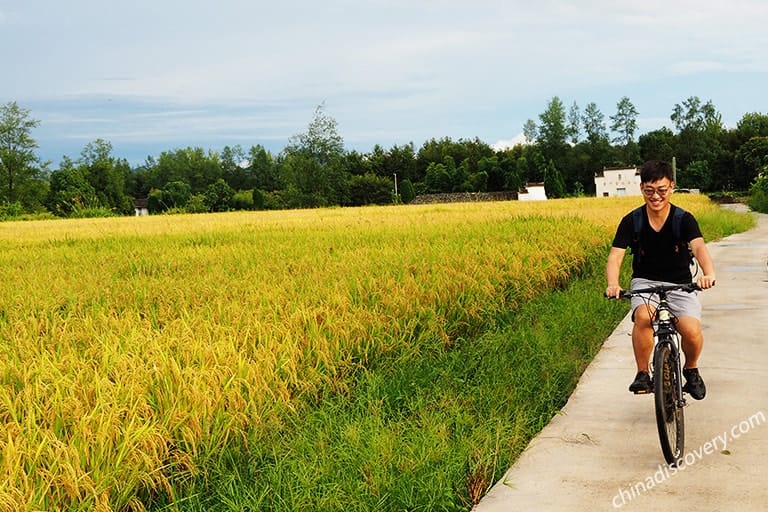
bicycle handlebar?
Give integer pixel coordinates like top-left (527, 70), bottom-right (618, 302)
top-left (605, 282), bottom-right (705, 300)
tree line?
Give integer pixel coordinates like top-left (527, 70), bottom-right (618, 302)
top-left (2, 98), bottom-right (768, 218)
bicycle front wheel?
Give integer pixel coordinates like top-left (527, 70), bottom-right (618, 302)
top-left (654, 342), bottom-right (684, 466)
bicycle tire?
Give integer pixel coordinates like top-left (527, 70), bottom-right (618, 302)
top-left (653, 341), bottom-right (685, 465)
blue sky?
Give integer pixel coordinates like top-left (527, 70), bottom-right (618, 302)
top-left (2, 0), bottom-right (767, 166)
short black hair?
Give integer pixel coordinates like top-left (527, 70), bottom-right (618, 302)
top-left (639, 160), bottom-right (674, 184)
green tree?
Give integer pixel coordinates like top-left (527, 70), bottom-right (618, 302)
top-left (610, 96), bottom-right (640, 165)
top-left (163, 180), bottom-right (192, 210)
top-left (671, 96), bottom-right (721, 133)
top-left (478, 156), bottom-right (504, 191)
top-left (733, 112), bottom-right (768, 145)
top-left (424, 162), bottom-right (452, 193)
top-left (285, 103), bottom-right (344, 167)
top-left (515, 156), bottom-right (530, 186)
top-left (734, 137), bottom-right (768, 190)
top-left (522, 119), bottom-right (538, 145)
top-left (416, 137), bottom-right (493, 181)
top-left (677, 160), bottom-right (711, 190)
top-left (231, 190), bottom-right (254, 210)
top-left (78, 139), bottom-right (131, 213)
top-left (46, 157), bottom-right (98, 216)
top-left (249, 145), bottom-right (280, 192)
top-left (344, 149), bottom-right (372, 177)
top-left (567, 101), bottom-right (582, 144)
top-left (221, 145), bottom-right (248, 190)
top-left (639, 128), bottom-right (675, 163)
top-left (283, 103), bottom-right (347, 207)
top-left (399, 178), bottom-right (416, 203)
top-left (543, 159), bottom-right (566, 198)
top-left (0, 102), bottom-right (44, 205)
top-left (150, 147), bottom-right (221, 195)
top-left (204, 178), bottom-right (235, 212)
top-left (367, 143), bottom-right (418, 183)
top-left (582, 102), bottom-right (608, 144)
top-left (346, 173), bottom-right (393, 206)
top-left (670, 96), bottom-right (724, 171)
top-left (578, 102), bottom-right (615, 191)
top-left (538, 96), bottom-right (568, 164)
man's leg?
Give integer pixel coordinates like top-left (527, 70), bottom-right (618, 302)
top-left (675, 316), bottom-right (703, 369)
top-left (632, 306), bottom-right (654, 372)
top-left (629, 306), bottom-right (655, 393)
top-left (675, 316), bottom-right (706, 399)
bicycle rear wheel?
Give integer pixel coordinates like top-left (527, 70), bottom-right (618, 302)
top-left (653, 342), bottom-right (684, 465)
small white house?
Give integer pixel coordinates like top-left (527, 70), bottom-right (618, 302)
top-left (518, 182), bottom-right (547, 201)
top-left (594, 167), bottom-right (642, 197)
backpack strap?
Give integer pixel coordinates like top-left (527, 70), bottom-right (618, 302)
top-left (671, 206), bottom-right (695, 264)
top-left (631, 206), bottom-right (644, 261)
top-left (671, 205), bottom-right (685, 242)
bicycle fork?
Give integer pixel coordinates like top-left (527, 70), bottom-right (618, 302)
top-left (666, 335), bottom-right (687, 408)
top-left (655, 305), bottom-right (687, 408)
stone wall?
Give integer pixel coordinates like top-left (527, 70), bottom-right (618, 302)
top-left (408, 191), bottom-right (518, 205)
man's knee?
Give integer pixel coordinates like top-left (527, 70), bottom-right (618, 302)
top-left (676, 317), bottom-right (704, 346)
top-left (632, 305), bottom-right (654, 322)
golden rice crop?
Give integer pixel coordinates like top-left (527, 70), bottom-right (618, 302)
top-left (0, 195), bottom-right (715, 510)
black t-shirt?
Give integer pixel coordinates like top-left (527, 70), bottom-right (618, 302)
top-left (612, 204), bottom-right (703, 283)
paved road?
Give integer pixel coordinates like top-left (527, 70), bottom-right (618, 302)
top-left (473, 208), bottom-right (768, 512)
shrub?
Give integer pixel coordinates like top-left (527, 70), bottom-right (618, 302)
top-left (747, 168), bottom-right (768, 213)
top-left (0, 201), bottom-right (22, 220)
top-left (231, 190), bottom-right (254, 210)
top-left (185, 194), bottom-right (209, 213)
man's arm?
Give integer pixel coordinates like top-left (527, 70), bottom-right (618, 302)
top-left (689, 237), bottom-right (716, 289)
top-left (605, 246), bottom-right (626, 298)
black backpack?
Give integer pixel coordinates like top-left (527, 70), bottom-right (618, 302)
top-left (630, 205), bottom-right (695, 268)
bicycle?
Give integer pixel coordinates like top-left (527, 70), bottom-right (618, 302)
top-left (609, 282), bottom-right (703, 466)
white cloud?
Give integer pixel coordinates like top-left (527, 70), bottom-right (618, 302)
top-left (492, 133), bottom-right (528, 152)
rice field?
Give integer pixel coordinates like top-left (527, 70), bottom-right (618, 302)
top-left (0, 195), bottom-right (749, 511)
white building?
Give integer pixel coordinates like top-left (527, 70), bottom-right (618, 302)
top-left (518, 182), bottom-right (547, 201)
top-left (594, 167), bottom-right (641, 197)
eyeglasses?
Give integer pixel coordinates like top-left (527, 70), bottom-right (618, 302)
top-left (642, 186), bottom-right (671, 198)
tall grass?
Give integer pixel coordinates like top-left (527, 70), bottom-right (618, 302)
top-left (0, 196), bottom-right (754, 511)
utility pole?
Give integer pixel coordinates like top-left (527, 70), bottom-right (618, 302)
top-left (393, 173), bottom-right (398, 196)
top-left (672, 157), bottom-right (677, 183)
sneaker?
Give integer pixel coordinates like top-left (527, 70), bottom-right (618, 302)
top-left (629, 371), bottom-right (653, 394)
top-left (683, 367), bottom-right (706, 400)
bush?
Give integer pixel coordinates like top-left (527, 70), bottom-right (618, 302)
top-left (400, 179), bottom-right (416, 204)
top-left (231, 190), bottom-right (254, 210)
top-left (185, 194), bottom-right (209, 213)
top-left (747, 169), bottom-right (768, 213)
top-left (252, 189), bottom-right (266, 210)
top-left (0, 201), bottom-right (23, 220)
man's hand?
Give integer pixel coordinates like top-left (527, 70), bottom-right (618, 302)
top-left (605, 284), bottom-right (623, 298)
top-left (697, 274), bottom-right (716, 289)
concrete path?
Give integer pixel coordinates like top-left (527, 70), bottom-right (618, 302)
top-left (473, 208), bottom-right (768, 512)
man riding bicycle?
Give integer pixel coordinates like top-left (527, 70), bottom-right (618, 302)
top-left (605, 160), bottom-right (716, 399)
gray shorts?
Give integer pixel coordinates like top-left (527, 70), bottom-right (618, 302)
top-left (630, 278), bottom-right (702, 321)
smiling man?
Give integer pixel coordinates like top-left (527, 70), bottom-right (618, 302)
top-left (605, 160), bottom-right (717, 399)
